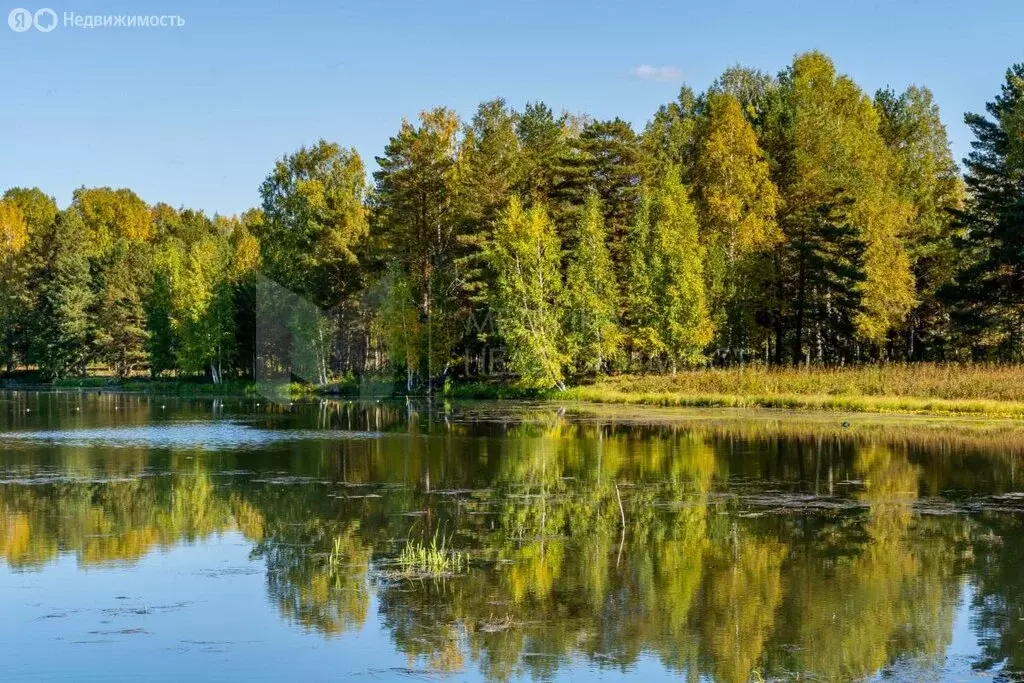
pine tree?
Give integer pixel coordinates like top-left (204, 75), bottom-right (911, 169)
top-left (563, 194), bottom-right (621, 374)
top-left (949, 65), bottom-right (1024, 357)
top-left (145, 259), bottom-right (178, 377)
top-left (774, 52), bottom-right (915, 359)
top-left (486, 197), bottom-right (566, 389)
top-left (786, 195), bottom-right (865, 364)
top-left (515, 102), bottom-right (568, 205)
top-left (373, 109), bottom-right (464, 391)
top-left (554, 118), bottom-right (645, 263)
top-left (457, 100), bottom-right (524, 371)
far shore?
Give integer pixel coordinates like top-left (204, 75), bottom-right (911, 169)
top-left (4, 363), bottom-right (1024, 419)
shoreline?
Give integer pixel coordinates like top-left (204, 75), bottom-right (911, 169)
top-left (5, 371), bottom-right (1024, 419)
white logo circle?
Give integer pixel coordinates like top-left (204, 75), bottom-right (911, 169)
top-left (33, 7), bottom-right (57, 32)
top-left (8, 7), bottom-right (32, 32)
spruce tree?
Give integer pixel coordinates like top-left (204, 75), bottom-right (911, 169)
top-left (30, 210), bottom-right (93, 380)
top-left (93, 242), bottom-right (151, 378)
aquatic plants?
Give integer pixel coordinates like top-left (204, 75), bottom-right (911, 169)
top-left (397, 529), bottom-right (467, 577)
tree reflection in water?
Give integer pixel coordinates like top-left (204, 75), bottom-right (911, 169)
top-left (1, 397), bottom-right (1023, 681)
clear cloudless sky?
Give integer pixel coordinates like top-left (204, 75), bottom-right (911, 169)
top-left (1, 0), bottom-right (1022, 216)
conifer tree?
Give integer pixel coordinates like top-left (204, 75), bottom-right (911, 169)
top-left (775, 52), bottom-right (915, 359)
top-left (950, 65), bottom-right (1024, 357)
top-left (93, 242), bottom-right (151, 378)
top-left (554, 118), bottom-right (644, 262)
top-left (373, 109), bottom-right (464, 390)
top-left (457, 100), bottom-right (524, 371)
top-left (29, 210), bottom-right (93, 380)
top-left (145, 250), bottom-right (178, 378)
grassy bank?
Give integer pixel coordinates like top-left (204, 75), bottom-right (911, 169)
top-left (555, 364), bottom-right (1024, 417)
top-left (25, 363), bottom-right (1024, 417)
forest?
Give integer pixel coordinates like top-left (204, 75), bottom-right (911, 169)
top-left (1, 51), bottom-right (1022, 391)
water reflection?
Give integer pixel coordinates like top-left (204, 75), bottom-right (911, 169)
top-left (1, 391), bottom-right (1023, 681)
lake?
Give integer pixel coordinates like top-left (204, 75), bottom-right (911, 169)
top-left (1, 390), bottom-right (1023, 682)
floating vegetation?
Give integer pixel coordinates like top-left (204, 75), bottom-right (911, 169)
top-left (397, 529), bottom-right (467, 577)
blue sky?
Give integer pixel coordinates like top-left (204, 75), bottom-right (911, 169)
top-left (1, 0), bottom-right (1022, 216)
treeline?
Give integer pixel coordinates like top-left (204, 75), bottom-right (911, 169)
top-left (1, 51), bottom-right (1022, 388)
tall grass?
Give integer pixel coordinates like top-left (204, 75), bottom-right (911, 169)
top-left (397, 529), bottom-right (467, 577)
top-left (592, 363), bottom-right (1024, 401)
top-left (561, 363), bottom-right (1024, 417)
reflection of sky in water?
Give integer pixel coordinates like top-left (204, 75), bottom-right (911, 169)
top-left (0, 533), bottom-right (727, 682)
top-left (3, 393), bottom-right (1024, 682)
top-left (0, 534), bottom-right (997, 683)
top-left (0, 422), bottom-right (381, 450)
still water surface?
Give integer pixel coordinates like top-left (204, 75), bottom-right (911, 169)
top-left (2, 391), bottom-right (1023, 681)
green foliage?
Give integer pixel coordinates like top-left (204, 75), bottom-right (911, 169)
top-left (397, 529), bottom-right (467, 577)
top-left (29, 209), bottom-right (93, 380)
top-left (3, 52), bottom-right (1023, 384)
top-left (949, 64), bottom-right (1024, 358)
top-left (563, 194), bottom-right (622, 374)
top-left (256, 140), bottom-right (368, 309)
top-left (651, 172), bottom-right (715, 369)
top-left (623, 194), bottom-right (663, 364)
top-left (71, 187), bottom-right (151, 256)
top-left (373, 109), bottom-right (465, 390)
top-left (640, 86), bottom-right (700, 178)
top-left (554, 118), bottom-right (645, 262)
top-left (487, 197), bottom-right (567, 390)
top-left (145, 264), bottom-right (177, 377)
top-left (376, 263), bottom-right (423, 390)
top-left (93, 242), bottom-right (151, 378)
top-left (875, 85), bottom-right (965, 357)
top-left (172, 234), bottom-right (236, 382)
top-left (0, 188), bottom-right (57, 372)
top-left (781, 52), bottom-right (916, 348)
top-left (693, 91), bottom-right (780, 356)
